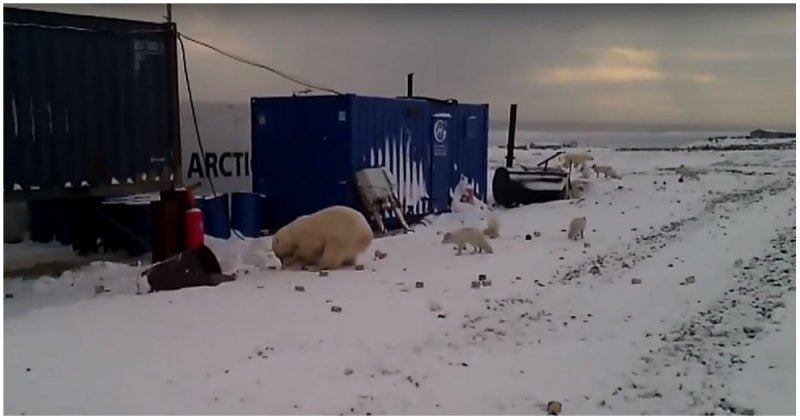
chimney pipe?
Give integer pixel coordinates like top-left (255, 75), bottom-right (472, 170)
top-left (505, 104), bottom-right (518, 168)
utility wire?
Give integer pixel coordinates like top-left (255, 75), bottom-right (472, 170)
top-left (177, 35), bottom-right (218, 199)
top-left (177, 34), bottom-right (248, 240)
top-left (177, 31), bottom-right (342, 95)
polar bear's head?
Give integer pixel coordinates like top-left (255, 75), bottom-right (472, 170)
top-left (271, 228), bottom-right (295, 260)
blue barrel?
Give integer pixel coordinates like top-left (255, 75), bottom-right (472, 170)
top-left (197, 194), bottom-right (230, 239)
top-left (231, 192), bottom-right (265, 237)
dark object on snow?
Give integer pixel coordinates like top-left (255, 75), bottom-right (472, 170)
top-left (355, 264), bottom-right (365, 271)
top-left (631, 278), bottom-right (643, 285)
top-left (5, 293), bottom-right (13, 299)
top-left (94, 285), bottom-right (106, 294)
top-left (295, 285), bottom-right (305, 292)
top-left (374, 250), bottom-right (388, 260)
top-left (319, 271), bottom-right (329, 277)
top-left (478, 274), bottom-right (487, 281)
top-left (471, 281), bottom-right (481, 289)
top-left (481, 280), bottom-right (492, 287)
top-left (331, 305), bottom-right (342, 313)
top-left (415, 282), bottom-right (424, 288)
top-left (547, 401), bottom-right (562, 415)
top-left (492, 165), bottom-right (569, 208)
top-left (525, 234), bottom-right (532, 241)
top-left (142, 245), bottom-right (235, 292)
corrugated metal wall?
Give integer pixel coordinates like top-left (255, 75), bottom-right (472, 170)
top-left (450, 104), bottom-right (489, 200)
top-left (251, 95), bottom-right (355, 228)
top-left (350, 97), bottom-right (431, 217)
top-left (251, 95), bottom-right (488, 230)
top-left (4, 8), bottom-right (181, 200)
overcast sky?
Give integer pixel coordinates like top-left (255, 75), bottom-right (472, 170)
top-left (12, 3), bottom-right (796, 131)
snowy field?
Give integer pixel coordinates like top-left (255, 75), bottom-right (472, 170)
top-left (4, 140), bottom-right (796, 415)
top-left (488, 129), bottom-right (741, 148)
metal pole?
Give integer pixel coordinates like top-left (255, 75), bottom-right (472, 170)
top-left (407, 73), bottom-right (414, 97)
top-left (165, 11), bottom-right (181, 190)
top-left (505, 104), bottom-right (517, 168)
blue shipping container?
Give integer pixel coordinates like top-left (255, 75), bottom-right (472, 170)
top-left (251, 94), bottom-right (488, 230)
top-left (4, 7), bottom-right (181, 201)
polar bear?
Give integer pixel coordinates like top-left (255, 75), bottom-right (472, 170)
top-left (559, 152), bottom-right (594, 169)
top-left (272, 206), bottom-right (373, 271)
top-left (579, 163), bottom-right (594, 179)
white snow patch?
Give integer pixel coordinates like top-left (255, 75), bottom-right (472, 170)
top-left (3, 140), bottom-right (795, 415)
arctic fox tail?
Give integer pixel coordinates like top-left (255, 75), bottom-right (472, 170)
top-left (483, 214), bottom-right (500, 239)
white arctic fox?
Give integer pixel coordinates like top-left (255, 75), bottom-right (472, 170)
top-left (676, 164), bottom-right (701, 180)
top-left (591, 164), bottom-right (622, 179)
top-left (567, 216), bottom-right (587, 240)
top-left (482, 214), bottom-right (500, 239)
top-left (442, 228), bottom-right (494, 255)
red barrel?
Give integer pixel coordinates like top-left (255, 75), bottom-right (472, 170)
top-left (184, 208), bottom-right (204, 249)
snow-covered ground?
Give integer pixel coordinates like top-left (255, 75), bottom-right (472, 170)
top-left (4, 142), bottom-right (796, 415)
top-left (488, 129), bottom-right (742, 148)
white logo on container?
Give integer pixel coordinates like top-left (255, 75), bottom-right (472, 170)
top-left (434, 120), bottom-right (447, 143)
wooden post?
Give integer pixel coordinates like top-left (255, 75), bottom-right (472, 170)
top-left (166, 4), bottom-right (172, 22)
top-left (407, 73), bottom-right (414, 97)
top-left (505, 104), bottom-right (517, 168)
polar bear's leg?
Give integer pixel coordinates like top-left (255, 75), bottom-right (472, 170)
top-left (318, 240), bottom-right (347, 270)
top-left (280, 255), bottom-right (302, 270)
top-left (295, 236), bottom-right (325, 265)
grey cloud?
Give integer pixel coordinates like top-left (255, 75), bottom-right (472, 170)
top-left (11, 3), bottom-right (795, 131)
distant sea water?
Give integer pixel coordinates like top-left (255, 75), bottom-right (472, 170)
top-left (489, 130), bottom-right (742, 149)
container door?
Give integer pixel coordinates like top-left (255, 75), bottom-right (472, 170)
top-left (430, 113), bottom-right (451, 213)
